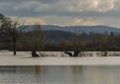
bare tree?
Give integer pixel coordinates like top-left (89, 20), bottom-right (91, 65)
top-left (72, 31), bottom-right (82, 57)
top-left (65, 30), bottom-right (82, 57)
top-left (0, 14), bottom-right (25, 55)
top-left (31, 22), bottom-right (46, 57)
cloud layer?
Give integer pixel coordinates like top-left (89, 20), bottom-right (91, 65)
top-left (1, 0), bottom-right (118, 16)
top-left (0, 0), bottom-right (120, 27)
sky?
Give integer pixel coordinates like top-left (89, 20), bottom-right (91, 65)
top-left (0, 0), bottom-right (120, 28)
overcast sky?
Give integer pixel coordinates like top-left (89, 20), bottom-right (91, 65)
top-left (0, 0), bottom-right (120, 27)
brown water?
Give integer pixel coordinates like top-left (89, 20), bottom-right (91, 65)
top-left (0, 66), bottom-right (120, 84)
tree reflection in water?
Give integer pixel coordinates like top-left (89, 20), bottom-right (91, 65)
top-left (0, 66), bottom-right (119, 84)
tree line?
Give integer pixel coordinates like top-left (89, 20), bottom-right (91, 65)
top-left (1, 13), bottom-right (120, 56)
top-left (16, 29), bottom-right (120, 54)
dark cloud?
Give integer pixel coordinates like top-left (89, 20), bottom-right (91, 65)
top-left (39, 0), bottom-right (60, 4)
top-left (0, 0), bottom-right (59, 4)
top-left (0, 0), bottom-right (23, 3)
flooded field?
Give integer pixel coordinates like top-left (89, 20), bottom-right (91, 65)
top-left (0, 52), bottom-right (120, 83)
top-left (0, 66), bottom-right (120, 84)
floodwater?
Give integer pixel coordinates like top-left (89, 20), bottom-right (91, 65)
top-left (0, 66), bottom-right (120, 84)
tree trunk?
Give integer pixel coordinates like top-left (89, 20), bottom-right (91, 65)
top-left (13, 38), bottom-right (16, 56)
top-left (32, 50), bottom-right (39, 57)
top-left (73, 50), bottom-right (80, 57)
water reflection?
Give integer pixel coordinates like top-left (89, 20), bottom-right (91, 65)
top-left (0, 66), bottom-right (120, 84)
top-left (82, 66), bottom-right (120, 84)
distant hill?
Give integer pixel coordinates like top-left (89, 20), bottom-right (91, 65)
top-left (20, 25), bottom-right (120, 42)
top-left (45, 30), bottom-right (73, 42)
top-left (22, 25), bottom-right (120, 33)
